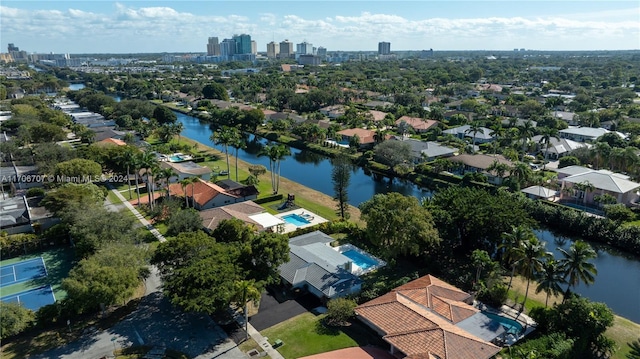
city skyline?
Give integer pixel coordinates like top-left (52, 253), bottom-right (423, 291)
top-left (1, 1), bottom-right (639, 54)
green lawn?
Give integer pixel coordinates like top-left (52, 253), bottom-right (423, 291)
top-left (0, 247), bottom-right (75, 301)
top-left (260, 312), bottom-right (382, 359)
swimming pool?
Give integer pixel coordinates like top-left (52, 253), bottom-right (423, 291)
top-left (483, 312), bottom-right (524, 335)
top-left (342, 250), bottom-right (379, 270)
top-left (281, 214), bottom-right (311, 227)
top-left (169, 155), bottom-right (183, 162)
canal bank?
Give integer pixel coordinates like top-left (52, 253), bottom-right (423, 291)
top-left (174, 110), bottom-right (640, 324)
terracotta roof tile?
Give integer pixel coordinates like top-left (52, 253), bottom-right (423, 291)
top-left (169, 178), bottom-right (236, 207)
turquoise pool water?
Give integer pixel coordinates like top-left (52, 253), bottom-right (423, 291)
top-left (483, 312), bottom-right (523, 335)
top-left (169, 155), bottom-right (183, 162)
top-left (342, 249), bottom-right (379, 270)
top-left (282, 214), bottom-right (310, 227)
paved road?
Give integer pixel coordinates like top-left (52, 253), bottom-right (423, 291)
top-left (31, 188), bottom-right (246, 359)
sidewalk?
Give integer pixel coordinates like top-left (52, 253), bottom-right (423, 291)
top-left (107, 184), bottom-right (166, 243)
top-left (239, 318), bottom-right (284, 359)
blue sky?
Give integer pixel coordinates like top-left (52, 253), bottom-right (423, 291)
top-left (1, 1), bottom-right (639, 54)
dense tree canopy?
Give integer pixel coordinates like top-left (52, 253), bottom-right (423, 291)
top-left (0, 302), bottom-right (35, 339)
top-left (53, 158), bottom-right (102, 181)
top-left (359, 193), bottom-right (440, 258)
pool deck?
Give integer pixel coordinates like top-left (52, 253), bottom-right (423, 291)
top-left (276, 208), bottom-right (328, 234)
top-left (474, 300), bottom-right (537, 345)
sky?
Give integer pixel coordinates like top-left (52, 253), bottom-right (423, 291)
top-left (1, 1), bottom-right (639, 54)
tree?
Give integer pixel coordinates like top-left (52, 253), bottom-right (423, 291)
top-left (514, 236), bottom-right (548, 310)
top-left (240, 108), bottom-right (265, 132)
top-left (229, 128), bottom-right (244, 182)
top-left (538, 127), bottom-right (560, 167)
top-left (471, 249), bottom-right (492, 287)
top-left (508, 162), bottom-right (533, 190)
top-left (233, 279), bottom-right (261, 340)
top-left (53, 158), bottom-right (102, 181)
top-left (536, 258), bottom-right (566, 307)
top-left (465, 121), bottom-right (484, 153)
top-left (211, 126), bottom-right (237, 180)
top-left (179, 177), bottom-right (195, 208)
top-left (500, 226), bottom-right (534, 293)
top-left (29, 123), bottom-right (66, 143)
top-left (0, 302), bottom-right (35, 339)
top-left (517, 120), bottom-right (536, 160)
top-left (63, 204), bottom-right (136, 258)
top-left (248, 164), bottom-right (267, 183)
top-left (558, 240), bottom-right (598, 300)
top-left (139, 150), bottom-right (158, 209)
top-left (153, 105), bottom-right (177, 124)
top-left (152, 231), bottom-right (240, 315)
top-left (41, 182), bottom-right (106, 215)
top-left (202, 83), bottom-right (229, 100)
top-left (166, 208), bottom-right (203, 236)
top-left (359, 193), bottom-right (440, 258)
top-left (558, 156), bottom-right (580, 168)
top-left (116, 146), bottom-right (138, 200)
top-left (628, 338), bottom-right (640, 359)
top-left (332, 155), bottom-right (351, 219)
top-left (63, 243), bottom-right (149, 314)
top-left (258, 144), bottom-right (290, 194)
top-left (373, 140), bottom-right (412, 168)
top-left (326, 298), bottom-right (357, 326)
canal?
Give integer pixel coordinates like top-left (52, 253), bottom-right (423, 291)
top-left (176, 110), bottom-right (640, 323)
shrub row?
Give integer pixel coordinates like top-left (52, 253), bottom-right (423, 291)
top-left (254, 194), bottom-right (284, 204)
top-left (285, 219), bottom-right (358, 238)
top-left (524, 199), bottom-right (640, 256)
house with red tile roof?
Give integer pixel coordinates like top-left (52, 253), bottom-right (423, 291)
top-left (337, 128), bottom-right (376, 148)
top-left (98, 138), bottom-right (127, 146)
top-left (168, 178), bottom-right (257, 210)
top-left (355, 275), bottom-right (503, 359)
top-left (368, 110), bottom-right (388, 123)
top-left (395, 116), bottom-right (438, 133)
top-left (199, 200), bottom-right (284, 233)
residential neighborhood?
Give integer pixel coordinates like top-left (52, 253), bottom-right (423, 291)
top-left (2, 7), bottom-right (640, 359)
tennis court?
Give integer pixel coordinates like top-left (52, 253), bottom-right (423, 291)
top-left (1, 285), bottom-right (56, 311)
top-left (0, 257), bottom-right (47, 287)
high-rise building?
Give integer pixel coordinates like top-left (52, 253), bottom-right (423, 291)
top-left (233, 34), bottom-right (252, 54)
top-left (378, 41), bottom-right (391, 55)
top-left (251, 40), bottom-right (257, 55)
top-left (296, 41), bottom-right (313, 56)
top-left (207, 37), bottom-right (220, 56)
top-left (279, 39), bottom-right (294, 58)
top-left (8, 43), bottom-right (19, 52)
top-left (316, 47), bottom-right (327, 58)
top-left (266, 41), bottom-right (280, 58)
top-left (220, 38), bottom-right (237, 58)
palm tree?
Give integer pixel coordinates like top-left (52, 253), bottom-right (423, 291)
top-left (517, 120), bottom-right (535, 160)
top-left (132, 152), bottom-right (145, 205)
top-left (233, 280), bottom-right (261, 341)
top-left (558, 240), bottom-right (598, 301)
top-left (489, 123), bottom-right (504, 155)
top-left (487, 160), bottom-right (510, 182)
top-left (159, 167), bottom-right (176, 199)
top-left (538, 127), bottom-right (559, 168)
top-left (179, 177), bottom-right (193, 208)
top-left (116, 146), bottom-right (137, 200)
top-left (500, 226), bottom-right (533, 293)
top-left (210, 126), bottom-right (236, 180)
top-left (229, 128), bottom-right (245, 182)
top-left (465, 121), bottom-right (484, 153)
top-left (514, 236), bottom-right (548, 310)
top-left (509, 162), bottom-right (533, 189)
top-left (574, 180), bottom-right (595, 206)
top-left (535, 258), bottom-right (566, 307)
top-left (140, 151), bottom-right (158, 209)
top-left (258, 144), bottom-right (291, 194)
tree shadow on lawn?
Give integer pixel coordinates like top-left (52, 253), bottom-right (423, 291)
top-left (314, 318), bottom-right (387, 348)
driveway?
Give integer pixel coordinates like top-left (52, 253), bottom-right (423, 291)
top-left (249, 290), bottom-right (322, 331)
top-left (33, 267), bottom-right (246, 359)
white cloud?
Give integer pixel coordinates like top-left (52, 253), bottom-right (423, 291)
top-left (1, 4), bottom-right (638, 53)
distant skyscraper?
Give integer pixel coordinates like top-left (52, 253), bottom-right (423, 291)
top-left (207, 37), bottom-right (220, 56)
top-left (378, 42), bottom-right (391, 55)
top-left (251, 40), bottom-right (257, 55)
top-left (279, 39), bottom-right (294, 58)
top-left (296, 41), bottom-right (313, 56)
top-left (233, 34), bottom-right (252, 54)
top-left (220, 38), bottom-right (237, 58)
top-left (266, 41), bottom-right (280, 58)
top-left (8, 43), bottom-right (19, 52)
top-left (316, 47), bottom-right (327, 58)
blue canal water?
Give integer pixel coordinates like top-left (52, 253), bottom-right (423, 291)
top-left (176, 110), bottom-right (640, 323)
top-left (176, 111), bottom-right (430, 206)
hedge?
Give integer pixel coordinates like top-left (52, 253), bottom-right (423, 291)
top-left (254, 194), bottom-right (284, 204)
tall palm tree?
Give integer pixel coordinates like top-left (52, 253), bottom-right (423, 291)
top-left (558, 240), bottom-right (598, 301)
top-left (140, 151), bottom-right (158, 209)
top-left (465, 121), bottom-right (484, 153)
top-left (116, 146), bottom-right (137, 200)
top-left (258, 144), bottom-right (291, 194)
top-left (488, 123), bottom-right (504, 155)
top-left (538, 127), bottom-right (559, 168)
top-left (132, 152), bottom-right (145, 205)
top-left (514, 236), bottom-right (548, 310)
top-left (210, 126), bottom-right (236, 180)
top-left (179, 177), bottom-right (193, 208)
top-left (229, 128), bottom-right (245, 182)
top-left (509, 162), bottom-right (533, 189)
top-left (517, 120), bottom-right (535, 160)
top-left (233, 280), bottom-right (261, 340)
top-left (487, 160), bottom-right (510, 182)
top-left (500, 226), bottom-right (534, 293)
top-left (159, 167), bottom-right (176, 199)
top-left (535, 258), bottom-right (566, 307)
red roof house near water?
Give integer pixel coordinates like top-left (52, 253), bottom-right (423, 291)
top-left (355, 275), bottom-right (501, 359)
